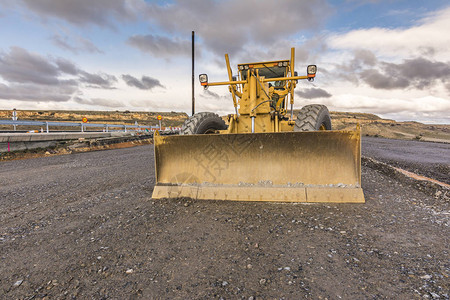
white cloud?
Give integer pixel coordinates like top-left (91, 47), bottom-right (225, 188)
top-left (311, 6), bottom-right (450, 124)
top-left (127, 34), bottom-right (191, 58)
top-left (322, 94), bottom-right (450, 123)
top-left (327, 6), bottom-right (450, 61)
top-left (18, 0), bottom-right (144, 28)
top-left (144, 0), bottom-right (331, 57)
top-left (51, 34), bottom-right (103, 54)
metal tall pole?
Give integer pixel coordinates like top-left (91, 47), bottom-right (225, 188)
top-left (12, 108), bottom-right (17, 131)
top-left (192, 31), bottom-right (195, 116)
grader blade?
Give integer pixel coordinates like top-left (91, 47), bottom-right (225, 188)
top-left (152, 128), bottom-right (364, 203)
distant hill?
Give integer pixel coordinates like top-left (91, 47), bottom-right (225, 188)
top-left (0, 110), bottom-right (189, 128)
top-left (1, 109), bottom-right (449, 143)
top-left (329, 111), bottom-right (450, 143)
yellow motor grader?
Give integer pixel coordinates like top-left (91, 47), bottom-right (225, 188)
top-left (152, 48), bottom-right (364, 203)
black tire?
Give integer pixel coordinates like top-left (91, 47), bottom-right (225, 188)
top-left (294, 104), bottom-right (332, 131)
top-left (181, 112), bottom-right (227, 135)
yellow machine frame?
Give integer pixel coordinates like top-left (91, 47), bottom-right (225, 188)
top-left (203, 48), bottom-right (315, 134)
top-left (152, 48), bottom-right (365, 203)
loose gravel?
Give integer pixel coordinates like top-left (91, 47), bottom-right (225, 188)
top-left (0, 144), bottom-right (448, 299)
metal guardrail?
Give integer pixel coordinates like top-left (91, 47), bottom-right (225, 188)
top-left (0, 119), bottom-right (180, 133)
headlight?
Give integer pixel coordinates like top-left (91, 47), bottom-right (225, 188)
top-left (199, 74), bottom-right (208, 85)
top-left (278, 62), bottom-right (283, 67)
top-left (283, 61), bottom-right (288, 67)
top-left (307, 65), bottom-right (317, 75)
top-left (244, 65), bottom-right (249, 70)
top-left (239, 65), bottom-right (244, 71)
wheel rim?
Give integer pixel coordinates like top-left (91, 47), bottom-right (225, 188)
top-left (319, 123), bottom-right (327, 130)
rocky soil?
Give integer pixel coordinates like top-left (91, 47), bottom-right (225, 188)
top-left (0, 143), bottom-right (448, 299)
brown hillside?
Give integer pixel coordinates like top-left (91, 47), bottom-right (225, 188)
top-left (1, 109), bottom-right (449, 143)
top-left (0, 110), bottom-right (189, 128)
top-left (329, 111), bottom-right (450, 143)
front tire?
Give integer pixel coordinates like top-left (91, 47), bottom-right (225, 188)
top-left (181, 112), bottom-right (227, 135)
top-left (294, 104), bottom-right (332, 131)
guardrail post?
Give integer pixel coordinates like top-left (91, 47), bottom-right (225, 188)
top-left (0, 120), bottom-right (171, 133)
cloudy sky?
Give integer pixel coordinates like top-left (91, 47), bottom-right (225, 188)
top-left (0, 0), bottom-right (449, 123)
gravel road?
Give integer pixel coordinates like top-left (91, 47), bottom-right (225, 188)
top-left (362, 137), bottom-right (450, 184)
top-left (1, 141), bottom-right (449, 299)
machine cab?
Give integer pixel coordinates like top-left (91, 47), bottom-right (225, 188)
top-left (238, 60), bottom-right (290, 89)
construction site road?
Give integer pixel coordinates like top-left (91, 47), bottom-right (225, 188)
top-left (362, 136), bottom-right (450, 184)
top-left (1, 138), bottom-right (449, 299)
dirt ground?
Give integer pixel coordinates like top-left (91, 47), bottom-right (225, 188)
top-left (0, 144), bottom-right (449, 299)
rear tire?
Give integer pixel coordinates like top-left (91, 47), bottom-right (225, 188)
top-left (181, 112), bottom-right (227, 135)
top-left (294, 104), bottom-right (332, 131)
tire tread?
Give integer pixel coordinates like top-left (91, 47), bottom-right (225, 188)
top-left (181, 112), bottom-right (227, 135)
top-left (294, 104), bottom-right (332, 131)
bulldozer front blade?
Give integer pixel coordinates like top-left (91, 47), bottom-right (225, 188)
top-left (152, 128), bottom-right (364, 203)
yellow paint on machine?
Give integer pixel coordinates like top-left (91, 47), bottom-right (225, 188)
top-left (151, 128), bottom-right (365, 203)
top-left (151, 47), bottom-right (365, 203)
